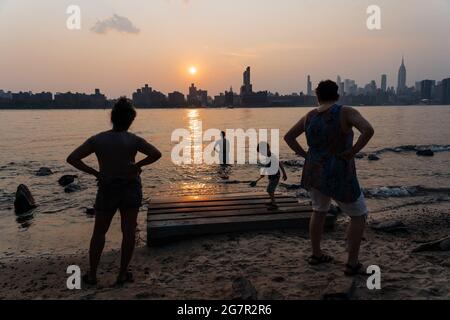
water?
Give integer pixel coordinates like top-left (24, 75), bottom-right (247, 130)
top-left (1, 106), bottom-right (450, 258)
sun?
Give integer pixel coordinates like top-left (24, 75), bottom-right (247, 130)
top-left (188, 66), bottom-right (198, 75)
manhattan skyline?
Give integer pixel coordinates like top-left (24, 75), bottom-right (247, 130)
top-left (1, 0), bottom-right (450, 98)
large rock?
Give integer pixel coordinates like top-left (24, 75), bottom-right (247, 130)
top-left (14, 184), bottom-right (37, 214)
top-left (231, 277), bottom-right (258, 300)
top-left (370, 220), bottom-right (408, 233)
top-left (416, 149), bottom-right (434, 157)
top-left (368, 154), bottom-right (380, 161)
top-left (36, 167), bottom-right (53, 176)
top-left (64, 183), bottom-right (81, 193)
top-left (412, 236), bottom-right (450, 253)
top-left (58, 175), bottom-right (77, 187)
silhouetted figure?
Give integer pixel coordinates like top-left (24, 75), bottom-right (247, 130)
top-left (284, 80), bottom-right (374, 275)
top-left (67, 97), bottom-right (161, 285)
top-left (214, 131), bottom-right (230, 166)
top-left (250, 142), bottom-right (287, 208)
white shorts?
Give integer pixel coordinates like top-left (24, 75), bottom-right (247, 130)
top-left (309, 188), bottom-right (368, 217)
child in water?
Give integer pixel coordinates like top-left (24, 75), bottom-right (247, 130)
top-left (250, 142), bottom-right (287, 208)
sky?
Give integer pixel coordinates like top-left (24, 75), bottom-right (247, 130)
top-left (1, 0), bottom-right (450, 98)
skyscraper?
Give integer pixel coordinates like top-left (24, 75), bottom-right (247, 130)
top-left (381, 74), bottom-right (387, 92)
top-left (397, 56), bottom-right (407, 94)
top-left (307, 75), bottom-right (312, 96)
top-left (441, 78), bottom-right (450, 104)
top-left (240, 67), bottom-right (253, 96)
top-left (420, 80), bottom-right (434, 100)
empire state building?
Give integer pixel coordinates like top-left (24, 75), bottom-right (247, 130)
top-left (397, 56), bottom-right (407, 94)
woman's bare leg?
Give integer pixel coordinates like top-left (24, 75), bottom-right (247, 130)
top-left (310, 211), bottom-right (328, 257)
top-left (347, 216), bottom-right (366, 266)
top-left (118, 208), bottom-right (139, 279)
top-left (89, 212), bottom-right (115, 279)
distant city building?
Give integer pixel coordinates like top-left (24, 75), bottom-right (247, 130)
top-left (132, 84), bottom-right (167, 107)
top-left (381, 74), bottom-right (387, 92)
top-left (307, 75), bottom-right (312, 96)
top-left (187, 83), bottom-right (208, 107)
top-left (441, 78), bottom-right (450, 104)
top-left (54, 89), bottom-right (106, 108)
top-left (239, 66), bottom-right (268, 106)
top-left (240, 67), bottom-right (253, 96)
top-left (420, 80), bottom-right (434, 100)
top-left (397, 56), bottom-right (407, 94)
top-left (168, 91), bottom-right (185, 107)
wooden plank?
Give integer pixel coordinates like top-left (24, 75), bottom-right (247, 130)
top-left (149, 197), bottom-right (299, 210)
top-left (148, 212), bottom-right (336, 242)
top-left (148, 200), bottom-right (301, 213)
top-left (149, 205), bottom-right (312, 221)
top-left (149, 193), bottom-right (289, 205)
top-left (148, 202), bottom-right (308, 216)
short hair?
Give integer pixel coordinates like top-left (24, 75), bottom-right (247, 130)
top-left (257, 142), bottom-right (271, 155)
top-left (111, 97), bottom-right (136, 131)
top-left (221, 131), bottom-right (226, 137)
top-left (315, 80), bottom-right (340, 102)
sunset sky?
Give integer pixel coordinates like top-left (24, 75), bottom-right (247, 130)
top-left (1, 0), bottom-right (450, 98)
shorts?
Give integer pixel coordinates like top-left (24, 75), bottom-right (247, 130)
top-left (309, 188), bottom-right (368, 217)
top-left (94, 177), bottom-right (143, 214)
top-left (267, 175), bottom-right (280, 194)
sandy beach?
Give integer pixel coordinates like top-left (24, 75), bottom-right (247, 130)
top-left (1, 199), bottom-right (449, 300)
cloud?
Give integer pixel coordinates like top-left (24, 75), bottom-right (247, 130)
top-left (91, 14), bottom-right (140, 34)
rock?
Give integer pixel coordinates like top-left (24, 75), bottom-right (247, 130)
top-left (322, 278), bottom-right (356, 300)
top-left (412, 236), bottom-right (450, 253)
top-left (355, 153), bottom-right (365, 159)
top-left (231, 277), bottom-right (257, 300)
top-left (85, 208), bottom-right (95, 215)
top-left (416, 149), bottom-right (434, 157)
top-left (35, 167), bottom-right (53, 176)
top-left (64, 183), bottom-right (81, 193)
top-left (14, 184), bottom-right (37, 214)
top-left (368, 154), bottom-right (380, 161)
top-left (370, 220), bottom-right (408, 233)
top-left (58, 175), bottom-right (77, 187)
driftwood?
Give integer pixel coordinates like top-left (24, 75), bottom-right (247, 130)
top-left (412, 236), bottom-right (450, 253)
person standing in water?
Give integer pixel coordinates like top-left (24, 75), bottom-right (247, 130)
top-left (284, 80), bottom-right (374, 276)
top-left (214, 131), bottom-right (231, 179)
top-left (214, 131), bottom-right (230, 166)
top-left (67, 97), bottom-right (162, 285)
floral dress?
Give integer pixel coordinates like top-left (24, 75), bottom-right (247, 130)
top-left (300, 104), bottom-right (361, 203)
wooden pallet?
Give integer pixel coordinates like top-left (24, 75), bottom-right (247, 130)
top-left (147, 193), bottom-right (337, 245)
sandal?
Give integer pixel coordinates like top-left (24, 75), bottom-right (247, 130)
top-left (82, 273), bottom-right (98, 286)
top-left (344, 262), bottom-right (366, 276)
top-left (308, 254), bottom-right (334, 265)
top-left (116, 271), bottom-right (134, 286)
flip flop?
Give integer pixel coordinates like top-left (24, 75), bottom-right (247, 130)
top-left (308, 254), bottom-right (334, 265)
top-left (82, 273), bottom-right (98, 286)
top-left (116, 271), bottom-right (134, 286)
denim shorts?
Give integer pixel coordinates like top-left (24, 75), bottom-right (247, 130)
top-left (94, 177), bottom-right (142, 214)
top-left (309, 188), bottom-right (368, 217)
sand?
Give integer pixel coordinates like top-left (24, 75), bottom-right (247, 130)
top-left (1, 201), bottom-right (449, 300)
